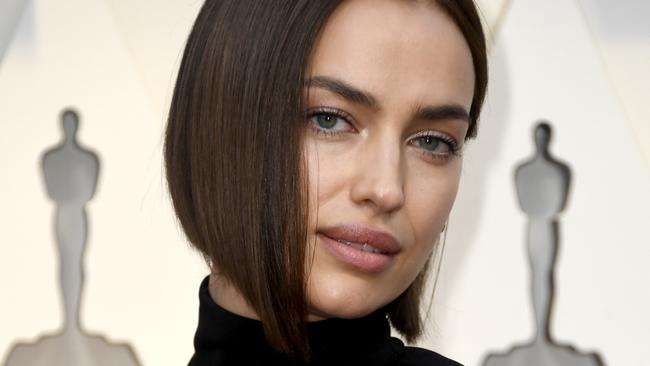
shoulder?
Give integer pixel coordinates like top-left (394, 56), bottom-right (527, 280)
top-left (393, 340), bottom-right (463, 366)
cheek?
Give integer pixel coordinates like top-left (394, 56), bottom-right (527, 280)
top-left (304, 138), bottom-right (351, 214)
top-left (405, 163), bottom-right (461, 253)
top-left (304, 138), bottom-right (341, 234)
top-left (304, 139), bottom-right (319, 210)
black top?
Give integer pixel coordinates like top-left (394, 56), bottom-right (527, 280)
top-left (189, 275), bottom-right (462, 366)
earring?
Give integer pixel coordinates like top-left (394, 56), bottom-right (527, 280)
top-left (441, 222), bottom-right (447, 233)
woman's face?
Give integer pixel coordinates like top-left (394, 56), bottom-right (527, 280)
top-left (303, 0), bottom-right (475, 320)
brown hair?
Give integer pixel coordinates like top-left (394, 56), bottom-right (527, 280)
top-left (165, 0), bottom-right (486, 362)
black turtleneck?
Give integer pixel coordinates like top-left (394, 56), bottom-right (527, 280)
top-left (188, 275), bottom-right (462, 366)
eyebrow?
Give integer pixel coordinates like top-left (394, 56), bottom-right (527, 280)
top-left (305, 76), bottom-right (378, 108)
top-left (412, 104), bottom-right (470, 123)
top-left (304, 75), bottom-right (469, 123)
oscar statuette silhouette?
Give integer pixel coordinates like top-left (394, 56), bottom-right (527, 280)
top-left (3, 109), bottom-right (140, 366)
top-left (482, 122), bottom-right (604, 366)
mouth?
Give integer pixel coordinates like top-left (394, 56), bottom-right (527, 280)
top-left (317, 224), bottom-right (401, 273)
top-left (335, 239), bottom-right (385, 254)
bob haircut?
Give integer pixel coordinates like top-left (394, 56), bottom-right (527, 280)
top-left (165, 0), bottom-right (487, 362)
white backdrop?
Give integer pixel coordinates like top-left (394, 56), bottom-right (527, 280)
top-left (1, 0), bottom-right (648, 365)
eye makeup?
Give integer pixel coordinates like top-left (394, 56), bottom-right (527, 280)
top-left (304, 106), bottom-right (463, 163)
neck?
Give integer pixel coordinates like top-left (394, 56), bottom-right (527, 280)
top-left (208, 273), bottom-right (329, 322)
top-left (208, 274), bottom-right (261, 320)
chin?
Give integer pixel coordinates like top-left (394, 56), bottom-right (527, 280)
top-left (306, 272), bottom-right (393, 320)
top-left (308, 299), bottom-right (378, 320)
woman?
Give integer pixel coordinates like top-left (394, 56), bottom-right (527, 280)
top-left (165, 0), bottom-right (487, 365)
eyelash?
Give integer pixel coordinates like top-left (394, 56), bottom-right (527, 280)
top-left (304, 107), bottom-right (462, 162)
top-left (305, 107), bottom-right (354, 137)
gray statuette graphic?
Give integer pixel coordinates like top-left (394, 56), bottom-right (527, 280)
top-left (482, 122), bottom-right (604, 366)
top-left (3, 109), bottom-right (140, 366)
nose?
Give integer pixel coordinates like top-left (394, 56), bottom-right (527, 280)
top-left (349, 135), bottom-right (405, 214)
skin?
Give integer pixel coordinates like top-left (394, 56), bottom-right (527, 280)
top-left (210, 0), bottom-right (475, 322)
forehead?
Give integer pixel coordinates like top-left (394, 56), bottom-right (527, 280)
top-left (306, 0), bottom-right (475, 110)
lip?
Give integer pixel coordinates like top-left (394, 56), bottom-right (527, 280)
top-left (317, 224), bottom-right (401, 273)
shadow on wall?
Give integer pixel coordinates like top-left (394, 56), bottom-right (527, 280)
top-left (0, 0), bottom-right (30, 66)
top-left (2, 109), bottom-right (140, 366)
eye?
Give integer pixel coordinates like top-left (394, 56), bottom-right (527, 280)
top-left (306, 107), bottom-right (354, 136)
top-left (409, 132), bottom-right (461, 162)
top-left (413, 135), bottom-right (448, 152)
top-left (314, 113), bottom-right (342, 129)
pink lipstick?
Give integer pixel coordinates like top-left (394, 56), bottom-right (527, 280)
top-left (318, 224), bottom-right (401, 273)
